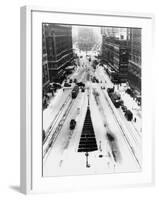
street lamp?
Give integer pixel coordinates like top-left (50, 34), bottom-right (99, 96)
top-left (85, 152), bottom-right (90, 168)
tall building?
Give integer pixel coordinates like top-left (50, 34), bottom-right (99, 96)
top-left (101, 27), bottom-right (129, 83)
top-left (43, 24), bottom-right (74, 83)
top-left (128, 28), bottom-right (141, 92)
top-left (42, 26), bottom-right (50, 95)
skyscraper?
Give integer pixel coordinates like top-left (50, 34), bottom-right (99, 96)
top-left (128, 28), bottom-right (141, 92)
top-left (43, 24), bottom-right (74, 83)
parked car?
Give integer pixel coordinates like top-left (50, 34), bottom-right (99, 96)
top-left (64, 82), bottom-right (71, 87)
top-left (126, 88), bottom-right (135, 98)
top-left (136, 96), bottom-right (141, 106)
top-left (49, 82), bottom-right (61, 89)
top-left (107, 87), bottom-right (114, 94)
top-left (74, 78), bottom-right (77, 83)
top-left (121, 105), bottom-right (127, 112)
top-left (119, 100), bottom-right (124, 106)
top-left (76, 82), bottom-right (85, 87)
top-left (125, 110), bottom-right (133, 121)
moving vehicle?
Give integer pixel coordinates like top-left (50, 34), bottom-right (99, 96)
top-left (72, 85), bottom-right (79, 98)
top-left (70, 119), bottom-right (76, 130)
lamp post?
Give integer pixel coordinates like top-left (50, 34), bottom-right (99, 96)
top-left (85, 152), bottom-right (90, 168)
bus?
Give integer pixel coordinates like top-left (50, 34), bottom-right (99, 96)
top-left (72, 85), bottom-right (79, 99)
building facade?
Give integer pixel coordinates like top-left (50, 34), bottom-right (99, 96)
top-left (101, 28), bottom-right (129, 83)
top-left (43, 24), bottom-right (74, 83)
top-left (128, 28), bottom-right (141, 92)
top-left (42, 26), bottom-right (50, 95)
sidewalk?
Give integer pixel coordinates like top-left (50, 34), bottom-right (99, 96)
top-left (43, 88), bottom-right (70, 132)
top-left (96, 67), bottom-right (142, 134)
top-left (115, 85), bottom-right (142, 134)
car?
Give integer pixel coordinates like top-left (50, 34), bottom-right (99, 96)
top-left (96, 79), bottom-right (99, 83)
top-left (113, 101), bottom-right (121, 108)
top-left (125, 110), bottom-right (133, 121)
top-left (126, 88), bottom-right (135, 98)
top-left (72, 85), bottom-right (79, 98)
top-left (136, 96), bottom-right (141, 106)
top-left (49, 82), bottom-right (61, 89)
top-left (70, 119), bottom-right (76, 130)
top-left (101, 86), bottom-right (105, 89)
top-left (107, 87), bottom-right (114, 94)
top-left (118, 100), bottom-right (124, 106)
top-left (76, 82), bottom-right (85, 87)
top-left (121, 105), bottom-right (127, 112)
top-left (64, 82), bottom-right (71, 87)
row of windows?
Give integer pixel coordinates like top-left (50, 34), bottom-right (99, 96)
top-left (130, 54), bottom-right (141, 65)
top-left (48, 52), bottom-right (73, 70)
top-left (43, 64), bottom-right (49, 84)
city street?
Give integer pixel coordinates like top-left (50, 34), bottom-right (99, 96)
top-left (43, 51), bottom-right (142, 177)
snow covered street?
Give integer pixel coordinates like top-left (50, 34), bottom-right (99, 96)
top-left (43, 53), bottom-right (142, 177)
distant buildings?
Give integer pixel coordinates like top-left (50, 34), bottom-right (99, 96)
top-left (77, 27), bottom-right (99, 51)
top-left (42, 24), bottom-right (74, 84)
top-left (101, 27), bottom-right (127, 40)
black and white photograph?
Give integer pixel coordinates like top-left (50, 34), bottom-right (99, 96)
top-left (42, 23), bottom-right (142, 177)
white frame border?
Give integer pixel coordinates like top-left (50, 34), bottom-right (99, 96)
top-left (20, 6), bottom-right (155, 194)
